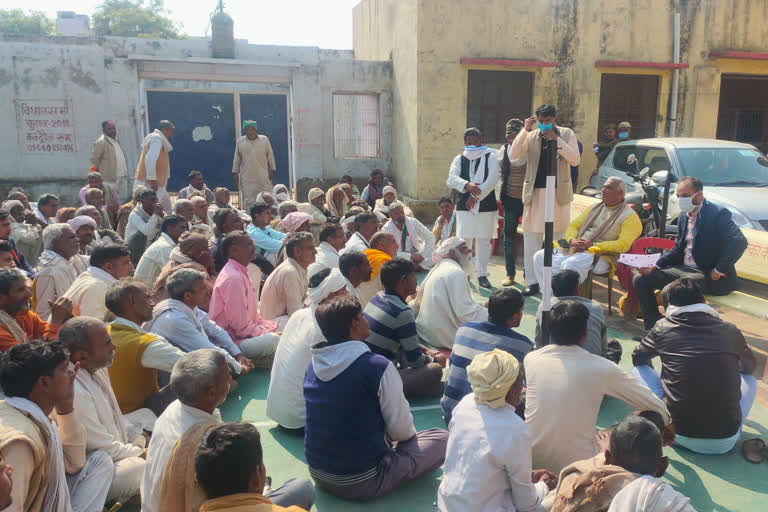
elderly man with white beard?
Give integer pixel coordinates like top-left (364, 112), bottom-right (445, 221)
top-left (412, 237), bottom-right (488, 349)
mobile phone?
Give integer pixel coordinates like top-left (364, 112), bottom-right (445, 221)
top-left (558, 238), bottom-right (570, 249)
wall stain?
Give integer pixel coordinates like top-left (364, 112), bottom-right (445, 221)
top-left (69, 61), bottom-right (102, 93)
top-left (40, 66), bottom-right (60, 87)
top-left (0, 68), bottom-right (11, 88)
top-left (552, 0), bottom-right (579, 124)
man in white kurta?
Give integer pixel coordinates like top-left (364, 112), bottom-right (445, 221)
top-left (34, 224), bottom-right (82, 320)
top-left (232, 120), bottom-right (277, 209)
top-left (134, 231), bottom-right (178, 290)
top-left (382, 202), bottom-right (435, 270)
top-left (61, 246), bottom-right (133, 320)
top-left (447, 128), bottom-right (499, 289)
top-left (412, 238), bottom-right (488, 349)
top-left (307, 223), bottom-right (345, 278)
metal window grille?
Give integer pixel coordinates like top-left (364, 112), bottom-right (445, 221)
top-left (333, 94), bottom-right (380, 159)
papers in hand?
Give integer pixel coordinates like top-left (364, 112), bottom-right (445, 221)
top-left (618, 252), bottom-right (661, 268)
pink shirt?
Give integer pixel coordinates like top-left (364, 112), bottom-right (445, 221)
top-left (209, 259), bottom-right (278, 342)
top-left (684, 208), bottom-right (700, 267)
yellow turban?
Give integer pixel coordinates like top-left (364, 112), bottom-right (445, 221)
top-left (466, 349), bottom-right (520, 408)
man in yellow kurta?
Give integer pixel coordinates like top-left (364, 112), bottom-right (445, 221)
top-left (232, 120), bottom-right (277, 210)
top-left (532, 176), bottom-right (642, 287)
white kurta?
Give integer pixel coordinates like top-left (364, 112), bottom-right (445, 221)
top-left (447, 151), bottom-right (500, 240)
top-left (438, 394), bottom-right (548, 512)
top-left (60, 266), bottom-right (118, 321)
top-left (232, 135), bottom-right (276, 208)
top-left (134, 233), bottom-right (176, 290)
top-left (382, 217), bottom-right (436, 268)
top-left (414, 259), bottom-right (488, 349)
top-left (10, 221), bottom-right (43, 267)
top-left (524, 344), bottom-right (671, 474)
top-left (34, 250), bottom-right (80, 320)
top-left (307, 241), bottom-right (340, 278)
top-left (339, 231), bottom-right (370, 255)
top-left (266, 308), bottom-right (324, 429)
top-left (608, 475), bottom-right (696, 512)
top-left (124, 206), bottom-right (161, 245)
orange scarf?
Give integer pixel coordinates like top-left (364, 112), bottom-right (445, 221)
top-left (365, 249), bottom-right (392, 279)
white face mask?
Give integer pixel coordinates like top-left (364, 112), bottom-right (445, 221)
top-left (678, 192), bottom-right (699, 214)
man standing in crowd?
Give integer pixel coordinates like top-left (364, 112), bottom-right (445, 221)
top-left (634, 176), bottom-right (748, 331)
top-left (91, 121), bottom-right (130, 200)
top-left (178, 170), bottom-right (216, 203)
top-left (134, 120), bottom-right (175, 213)
top-left (233, 120), bottom-right (277, 208)
top-left (447, 128), bottom-right (499, 289)
top-left (509, 104), bottom-right (581, 296)
top-left (498, 119), bottom-right (527, 287)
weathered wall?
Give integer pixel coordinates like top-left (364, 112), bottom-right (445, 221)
top-left (353, 0), bottom-right (768, 211)
top-left (0, 34), bottom-right (392, 204)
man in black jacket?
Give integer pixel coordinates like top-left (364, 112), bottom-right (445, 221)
top-left (631, 278), bottom-right (756, 455)
top-left (633, 176), bottom-right (747, 330)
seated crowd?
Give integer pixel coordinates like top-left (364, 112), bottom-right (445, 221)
top-left (0, 164), bottom-right (752, 512)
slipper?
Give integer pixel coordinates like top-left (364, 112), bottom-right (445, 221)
top-left (742, 438), bottom-right (767, 463)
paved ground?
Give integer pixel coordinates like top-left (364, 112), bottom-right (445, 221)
top-left (218, 255), bottom-right (768, 511)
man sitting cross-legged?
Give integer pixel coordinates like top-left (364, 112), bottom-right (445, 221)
top-left (0, 267), bottom-right (72, 352)
top-left (340, 212), bottom-right (379, 255)
top-left (382, 201), bottom-right (435, 271)
top-left (0, 340), bottom-right (114, 512)
top-left (195, 423), bottom-right (315, 512)
top-left (441, 287), bottom-right (532, 423)
top-left (54, 317), bottom-right (156, 504)
top-left (524, 301), bottom-right (671, 474)
top-left (412, 237), bottom-right (487, 350)
top-left (357, 231), bottom-right (399, 308)
top-left (338, 250), bottom-right (373, 299)
top-left (632, 278), bottom-right (757, 455)
top-left (364, 258), bottom-right (447, 398)
top-left (438, 350), bottom-right (557, 512)
top-left (266, 268), bottom-right (348, 430)
top-left (209, 231), bottom-right (281, 363)
top-left (304, 295), bottom-right (448, 500)
top-left (134, 214), bottom-right (188, 290)
top-left (106, 280), bottom-right (184, 416)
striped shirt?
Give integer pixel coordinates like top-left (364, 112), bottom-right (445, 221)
top-left (441, 321), bottom-right (533, 422)
top-left (364, 291), bottom-right (431, 368)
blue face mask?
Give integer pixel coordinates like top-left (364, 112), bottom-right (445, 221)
top-left (618, 132), bottom-right (629, 140)
top-left (537, 122), bottom-right (553, 132)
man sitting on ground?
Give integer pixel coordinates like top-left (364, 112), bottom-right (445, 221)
top-left (189, 196), bottom-right (214, 239)
top-left (413, 237), bottom-right (487, 349)
top-left (33, 192), bottom-right (59, 226)
top-left (441, 288), bottom-right (531, 423)
top-left (533, 177), bottom-right (641, 289)
top-left (247, 203), bottom-right (286, 265)
top-left (135, 215), bottom-right (188, 290)
top-left (212, 208), bottom-right (245, 272)
top-left (0, 241), bottom-right (15, 268)
top-left (147, 269), bottom-right (252, 375)
top-left (535, 269), bottom-right (607, 357)
top-left (124, 188), bottom-right (164, 264)
top-left (79, 171), bottom-right (120, 216)
top-left (195, 423), bottom-right (315, 512)
top-left (299, 188), bottom-right (331, 239)
top-left (358, 231), bottom-right (399, 307)
top-left (632, 278), bottom-right (757, 455)
top-left (34, 223), bottom-right (82, 320)
top-left (177, 170), bottom-right (215, 203)
top-left (340, 212), bottom-right (378, 254)
top-left (56, 317), bottom-right (155, 504)
top-left (173, 199), bottom-right (195, 227)
top-left (0, 340), bottom-right (114, 512)
top-left (304, 296), bottom-right (449, 500)
top-left (364, 258), bottom-right (447, 398)
top-left (209, 232), bottom-right (281, 363)
top-left (383, 202), bottom-right (435, 271)
top-left (267, 268), bottom-right (348, 430)
top-left (438, 350), bottom-right (556, 512)
top-left (83, 188), bottom-right (114, 230)
top-left (634, 176), bottom-right (748, 331)
top-left (68, 214), bottom-right (98, 256)
top-left (307, 223), bottom-right (345, 277)
top-left (260, 232), bottom-right (316, 325)
top-left (4, 200), bottom-right (43, 268)
top-left (61, 243), bottom-right (133, 320)
top-left (0, 267), bottom-right (72, 351)
top-left (106, 280), bottom-right (184, 416)
top-left (338, 250), bottom-right (373, 299)
top-left (432, 196), bottom-right (456, 244)
top-left (0, 209), bottom-right (34, 276)
top-left (524, 301), bottom-right (670, 474)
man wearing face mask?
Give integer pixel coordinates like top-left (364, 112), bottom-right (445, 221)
top-left (617, 121), bottom-right (632, 141)
top-left (633, 176), bottom-right (748, 331)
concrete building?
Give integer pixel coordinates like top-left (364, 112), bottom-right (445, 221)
top-left (353, 0), bottom-right (768, 214)
top-left (0, 34), bottom-right (391, 204)
top-left (56, 11), bottom-right (91, 37)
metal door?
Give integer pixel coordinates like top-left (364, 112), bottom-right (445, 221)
top-left (146, 91), bottom-right (236, 191)
top-left (239, 94), bottom-right (290, 188)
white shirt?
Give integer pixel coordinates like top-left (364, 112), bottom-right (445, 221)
top-left (141, 400), bottom-right (221, 512)
top-left (124, 206), bottom-right (161, 243)
top-left (34, 250), bottom-right (80, 320)
top-left (134, 233), bottom-right (175, 289)
top-left (608, 475), bottom-right (696, 512)
top-left (383, 217), bottom-right (436, 267)
top-left (307, 241), bottom-right (340, 278)
top-left (524, 344), bottom-right (671, 474)
top-left (414, 259), bottom-right (488, 349)
top-left (111, 317), bottom-right (185, 373)
top-left (266, 308), bottom-right (324, 429)
top-left (60, 266), bottom-right (118, 321)
top-left (438, 394), bottom-right (548, 512)
top-left (339, 231), bottom-right (370, 255)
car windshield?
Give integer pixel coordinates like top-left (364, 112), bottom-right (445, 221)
top-left (677, 148), bottom-right (768, 186)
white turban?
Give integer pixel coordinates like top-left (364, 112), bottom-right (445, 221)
top-left (67, 215), bottom-right (97, 232)
top-left (306, 268), bottom-right (347, 306)
top-left (433, 236), bottom-right (466, 263)
top-left (273, 184), bottom-right (289, 202)
top-left (308, 188), bottom-right (324, 202)
top-left (467, 349), bottom-right (521, 408)
top-left (382, 185), bottom-right (397, 197)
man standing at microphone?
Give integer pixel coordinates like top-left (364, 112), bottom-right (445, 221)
top-left (509, 104), bottom-right (581, 296)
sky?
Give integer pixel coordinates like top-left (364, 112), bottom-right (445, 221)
top-left (17, 0), bottom-right (361, 49)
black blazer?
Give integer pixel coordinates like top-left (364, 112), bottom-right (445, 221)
top-left (657, 199), bottom-right (747, 276)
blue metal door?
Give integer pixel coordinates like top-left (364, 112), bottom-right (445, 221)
top-left (239, 94), bottom-right (290, 189)
top-left (146, 91), bottom-right (236, 191)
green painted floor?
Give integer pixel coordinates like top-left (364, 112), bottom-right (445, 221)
top-left (220, 259), bottom-right (768, 511)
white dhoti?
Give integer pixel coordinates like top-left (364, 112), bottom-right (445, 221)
top-left (240, 332), bottom-right (281, 360)
top-left (522, 188), bottom-right (571, 285)
top-left (533, 250), bottom-right (611, 290)
top-left (67, 450), bottom-right (114, 512)
top-left (456, 210), bottom-right (498, 278)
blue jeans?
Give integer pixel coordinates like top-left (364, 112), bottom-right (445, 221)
top-left (632, 365), bottom-right (758, 454)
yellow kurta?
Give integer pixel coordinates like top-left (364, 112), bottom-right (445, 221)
top-left (232, 135), bottom-right (276, 208)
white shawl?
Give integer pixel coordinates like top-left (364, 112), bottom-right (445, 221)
top-left (608, 475), bottom-right (695, 512)
top-left (74, 366), bottom-right (129, 444)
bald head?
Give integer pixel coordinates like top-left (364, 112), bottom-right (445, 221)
top-left (370, 231), bottom-right (398, 258)
top-left (602, 177), bottom-right (627, 207)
